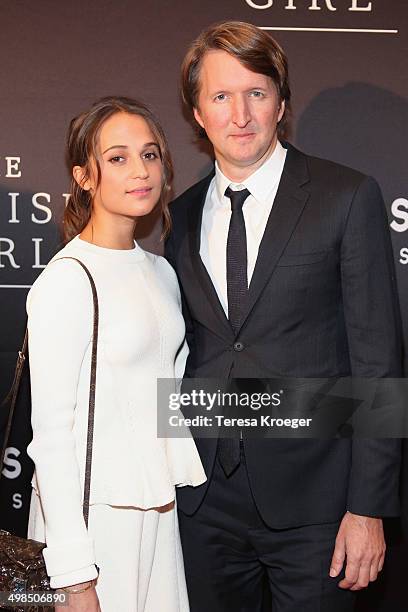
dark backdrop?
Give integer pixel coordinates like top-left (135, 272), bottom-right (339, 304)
top-left (1, 1), bottom-right (407, 609)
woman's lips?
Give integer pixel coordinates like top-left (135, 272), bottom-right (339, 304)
top-left (126, 187), bottom-right (152, 196)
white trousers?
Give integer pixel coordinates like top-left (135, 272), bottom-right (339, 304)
top-left (90, 502), bottom-right (189, 612)
top-left (28, 492), bottom-right (190, 612)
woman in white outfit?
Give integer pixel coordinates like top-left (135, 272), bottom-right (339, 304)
top-left (26, 96), bottom-right (206, 612)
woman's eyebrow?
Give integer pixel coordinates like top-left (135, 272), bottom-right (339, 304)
top-left (102, 144), bottom-right (128, 154)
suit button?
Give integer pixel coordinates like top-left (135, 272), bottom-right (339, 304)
top-left (233, 341), bottom-right (244, 352)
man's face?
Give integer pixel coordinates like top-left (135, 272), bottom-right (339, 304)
top-left (194, 50), bottom-right (285, 181)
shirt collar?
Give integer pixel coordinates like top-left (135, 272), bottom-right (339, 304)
top-left (214, 140), bottom-right (287, 207)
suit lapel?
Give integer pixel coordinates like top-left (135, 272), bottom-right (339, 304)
top-left (239, 144), bottom-right (311, 332)
top-left (187, 172), bottom-right (234, 339)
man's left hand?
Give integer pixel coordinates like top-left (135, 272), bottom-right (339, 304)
top-left (329, 511), bottom-right (385, 590)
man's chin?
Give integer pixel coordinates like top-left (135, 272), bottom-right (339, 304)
top-left (226, 152), bottom-right (268, 170)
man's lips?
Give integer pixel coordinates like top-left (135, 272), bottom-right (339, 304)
top-left (229, 132), bottom-right (256, 139)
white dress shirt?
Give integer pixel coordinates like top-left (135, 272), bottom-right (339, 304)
top-left (200, 140), bottom-right (287, 316)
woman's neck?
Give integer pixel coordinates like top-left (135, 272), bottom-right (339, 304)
top-left (80, 217), bottom-right (136, 250)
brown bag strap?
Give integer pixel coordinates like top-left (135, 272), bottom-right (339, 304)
top-left (0, 330), bottom-right (28, 472)
top-left (0, 256), bottom-right (99, 528)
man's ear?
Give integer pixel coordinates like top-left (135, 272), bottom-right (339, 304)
top-left (278, 99), bottom-right (286, 124)
top-left (193, 107), bottom-right (205, 130)
top-left (72, 165), bottom-right (93, 191)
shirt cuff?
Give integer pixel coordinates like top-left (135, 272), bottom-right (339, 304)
top-left (43, 536), bottom-right (96, 583)
top-left (50, 564), bottom-right (98, 589)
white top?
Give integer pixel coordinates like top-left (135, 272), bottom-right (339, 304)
top-left (26, 235), bottom-right (206, 585)
top-left (200, 140), bottom-right (287, 315)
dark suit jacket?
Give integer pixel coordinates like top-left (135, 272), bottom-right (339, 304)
top-left (165, 142), bottom-right (402, 528)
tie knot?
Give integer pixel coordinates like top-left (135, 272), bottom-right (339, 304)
top-left (225, 187), bottom-right (250, 211)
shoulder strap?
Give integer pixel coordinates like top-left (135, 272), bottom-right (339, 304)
top-left (0, 330), bottom-right (28, 473)
top-left (0, 256), bottom-right (99, 528)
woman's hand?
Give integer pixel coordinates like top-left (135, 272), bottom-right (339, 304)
top-left (56, 581), bottom-right (101, 612)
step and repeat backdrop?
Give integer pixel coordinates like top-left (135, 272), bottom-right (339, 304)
top-left (1, 1), bottom-right (407, 609)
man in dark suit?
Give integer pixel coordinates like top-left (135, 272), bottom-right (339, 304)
top-left (165, 21), bottom-right (402, 612)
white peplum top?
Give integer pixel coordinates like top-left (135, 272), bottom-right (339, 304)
top-left (26, 235), bottom-right (206, 586)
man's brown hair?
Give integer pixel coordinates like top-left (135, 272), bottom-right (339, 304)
top-left (181, 21), bottom-right (291, 138)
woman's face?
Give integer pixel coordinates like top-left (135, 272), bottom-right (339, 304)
top-left (84, 112), bottom-right (164, 221)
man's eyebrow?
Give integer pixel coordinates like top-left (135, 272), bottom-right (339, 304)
top-left (209, 86), bottom-right (267, 95)
top-left (102, 142), bottom-right (159, 154)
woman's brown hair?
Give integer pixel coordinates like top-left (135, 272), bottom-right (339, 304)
top-left (64, 96), bottom-right (173, 242)
top-left (181, 21), bottom-right (291, 139)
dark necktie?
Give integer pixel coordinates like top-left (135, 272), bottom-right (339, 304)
top-left (217, 186), bottom-right (250, 477)
top-left (225, 186), bottom-right (250, 334)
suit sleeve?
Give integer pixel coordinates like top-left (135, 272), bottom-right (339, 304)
top-left (340, 175), bottom-right (402, 516)
top-left (164, 219), bottom-right (196, 372)
top-left (27, 260), bottom-right (98, 587)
